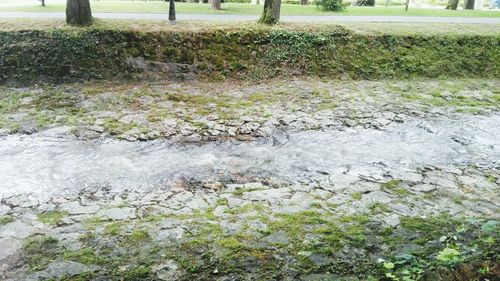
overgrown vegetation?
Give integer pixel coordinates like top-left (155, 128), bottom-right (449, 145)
top-left (0, 22), bottom-right (498, 83)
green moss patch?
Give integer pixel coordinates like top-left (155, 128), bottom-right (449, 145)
top-left (1, 24), bottom-right (498, 83)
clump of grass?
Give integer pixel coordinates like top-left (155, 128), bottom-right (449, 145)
top-left (37, 210), bottom-right (69, 226)
top-left (0, 215), bottom-right (14, 225)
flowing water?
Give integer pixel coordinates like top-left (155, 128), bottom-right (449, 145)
top-left (1, 115), bottom-right (499, 198)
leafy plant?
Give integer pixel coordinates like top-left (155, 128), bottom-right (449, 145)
top-left (316, 0), bottom-right (347, 11)
top-left (436, 247), bottom-right (461, 263)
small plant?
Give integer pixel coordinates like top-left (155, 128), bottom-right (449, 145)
top-left (0, 215), bottom-right (14, 225)
top-left (316, 0), bottom-right (347, 11)
top-left (436, 247), bottom-right (461, 263)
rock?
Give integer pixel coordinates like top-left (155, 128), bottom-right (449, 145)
top-left (153, 260), bottom-right (181, 280)
top-left (155, 228), bottom-right (185, 242)
top-left (458, 175), bottom-right (497, 190)
top-left (0, 237), bottom-right (22, 260)
top-left (424, 172), bottom-right (457, 188)
top-left (220, 221), bottom-right (242, 235)
top-left (383, 214), bottom-right (400, 227)
top-left (138, 95), bottom-right (154, 105)
top-left (184, 197), bottom-right (209, 210)
top-left (119, 114), bottom-right (147, 126)
top-left (239, 122), bottom-right (260, 134)
top-left (59, 202), bottom-right (100, 215)
top-left (34, 261), bottom-right (97, 279)
top-left (97, 207), bottom-right (136, 220)
top-left (410, 184), bottom-right (437, 193)
top-left (243, 188), bottom-right (291, 203)
top-left (262, 230), bottom-right (289, 245)
top-left (0, 221), bottom-right (38, 239)
top-left (417, 121), bottom-right (438, 134)
top-left (227, 197), bottom-right (246, 208)
top-left (359, 191), bottom-right (392, 207)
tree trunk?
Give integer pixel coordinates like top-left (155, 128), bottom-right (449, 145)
top-left (445, 0), bottom-right (459, 9)
top-left (464, 0), bottom-right (475, 9)
top-left (300, 0), bottom-right (308, 5)
top-left (259, 0), bottom-right (281, 25)
top-left (169, 0), bottom-right (176, 24)
top-left (41, 0), bottom-right (45, 7)
top-left (211, 0), bottom-right (221, 10)
top-left (66, 0), bottom-right (92, 26)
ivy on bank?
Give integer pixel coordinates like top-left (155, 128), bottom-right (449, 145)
top-left (0, 26), bottom-right (498, 83)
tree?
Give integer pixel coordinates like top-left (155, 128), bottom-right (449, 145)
top-left (211, 0), bottom-right (221, 10)
top-left (169, 0), bottom-right (176, 24)
top-left (66, 0), bottom-right (92, 25)
top-left (445, 0), bottom-right (459, 9)
top-left (259, 0), bottom-right (281, 25)
top-left (40, 0), bottom-right (46, 6)
top-left (464, 0), bottom-right (475, 9)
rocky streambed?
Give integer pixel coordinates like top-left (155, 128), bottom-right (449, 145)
top-left (0, 79), bottom-right (499, 281)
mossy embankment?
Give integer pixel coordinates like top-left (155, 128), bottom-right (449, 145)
top-left (0, 20), bottom-right (499, 83)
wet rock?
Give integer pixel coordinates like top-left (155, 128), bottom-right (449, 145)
top-left (0, 221), bottom-right (39, 239)
top-left (424, 172), bottom-right (457, 188)
top-left (59, 202), bottom-right (100, 215)
top-left (220, 221), bottom-right (242, 235)
top-left (383, 214), bottom-right (400, 227)
top-left (0, 237), bottom-right (22, 260)
top-left (243, 188), bottom-right (291, 203)
top-left (410, 183), bottom-right (436, 193)
top-left (96, 207), bottom-right (136, 220)
top-left (153, 260), bottom-right (181, 280)
top-left (458, 175), bottom-right (497, 190)
top-left (30, 261), bottom-right (97, 279)
top-left (262, 230), bottom-right (289, 245)
top-left (138, 95), bottom-right (154, 105)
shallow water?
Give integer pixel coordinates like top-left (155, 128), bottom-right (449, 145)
top-left (0, 115), bottom-right (499, 197)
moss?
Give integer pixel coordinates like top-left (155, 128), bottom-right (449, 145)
top-left (1, 26), bottom-right (499, 84)
top-left (103, 222), bottom-right (122, 236)
top-left (23, 235), bottom-right (60, 272)
top-left (37, 210), bottom-right (69, 226)
top-left (63, 247), bottom-right (105, 265)
top-left (369, 202), bottom-right (390, 214)
top-left (0, 215), bottom-right (14, 225)
top-left (351, 192), bottom-right (362, 200)
top-left (127, 229), bottom-right (151, 244)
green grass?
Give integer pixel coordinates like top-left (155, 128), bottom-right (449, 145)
top-left (0, 18), bottom-right (499, 36)
top-left (1, 2), bottom-right (499, 17)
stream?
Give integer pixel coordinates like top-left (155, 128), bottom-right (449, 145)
top-left (1, 114), bottom-right (499, 198)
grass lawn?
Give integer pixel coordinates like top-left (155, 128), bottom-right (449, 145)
top-left (1, 2), bottom-right (500, 17)
top-left (1, 18), bottom-right (499, 36)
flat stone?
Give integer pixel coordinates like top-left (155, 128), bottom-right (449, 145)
top-left (0, 237), bottom-right (22, 260)
top-left (360, 191), bottom-right (392, 204)
top-left (243, 188), bottom-right (291, 202)
top-left (262, 230), bottom-right (289, 245)
top-left (227, 197), bottom-right (246, 208)
top-left (0, 221), bottom-right (38, 239)
top-left (59, 202), bottom-right (100, 215)
top-left (326, 194), bottom-right (352, 205)
top-left (155, 228), bottom-right (184, 242)
top-left (383, 214), bottom-right (400, 227)
top-left (459, 175), bottom-right (497, 190)
top-left (410, 184), bottom-right (437, 193)
top-left (184, 197), bottom-right (209, 210)
top-left (97, 207), bottom-right (136, 220)
top-left (153, 260), bottom-right (181, 281)
top-left (424, 171), bottom-right (457, 188)
top-left (35, 261), bottom-right (96, 279)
